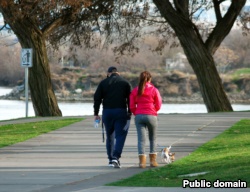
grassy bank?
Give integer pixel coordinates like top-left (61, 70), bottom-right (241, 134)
top-left (108, 119), bottom-right (250, 187)
top-left (0, 118), bottom-right (83, 148)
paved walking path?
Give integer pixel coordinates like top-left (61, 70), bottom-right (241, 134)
top-left (0, 112), bottom-right (249, 192)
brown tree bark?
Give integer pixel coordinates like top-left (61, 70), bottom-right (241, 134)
top-left (0, 10), bottom-right (62, 116)
top-left (0, 1), bottom-right (117, 116)
top-left (27, 34), bottom-right (62, 116)
top-left (152, 0), bottom-right (246, 112)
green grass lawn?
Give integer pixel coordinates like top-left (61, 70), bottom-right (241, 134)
top-left (108, 119), bottom-right (250, 188)
top-left (0, 118), bottom-right (83, 148)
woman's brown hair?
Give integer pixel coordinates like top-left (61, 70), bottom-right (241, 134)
top-left (137, 71), bottom-right (152, 96)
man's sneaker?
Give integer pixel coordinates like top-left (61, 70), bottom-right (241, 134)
top-left (108, 161), bottom-right (114, 167)
top-left (112, 159), bottom-right (121, 168)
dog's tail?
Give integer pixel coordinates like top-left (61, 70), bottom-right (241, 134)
top-left (158, 144), bottom-right (172, 152)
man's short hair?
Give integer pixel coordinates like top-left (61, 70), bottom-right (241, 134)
top-left (107, 66), bottom-right (117, 73)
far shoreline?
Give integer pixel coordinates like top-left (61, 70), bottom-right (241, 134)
top-left (1, 86), bottom-right (250, 104)
top-left (1, 96), bottom-right (250, 105)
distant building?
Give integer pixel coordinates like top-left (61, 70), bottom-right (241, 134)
top-left (165, 52), bottom-right (187, 71)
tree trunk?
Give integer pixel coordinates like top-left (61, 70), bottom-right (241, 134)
top-left (153, 0), bottom-right (235, 112)
top-left (5, 18), bottom-right (62, 116)
top-left (179, 31), bottom-right (233, 112)
top-left (28, 36), bottom-right (62, 116)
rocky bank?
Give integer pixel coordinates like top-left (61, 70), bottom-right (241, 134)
top-left (1, 69), bottom-right (250, 104)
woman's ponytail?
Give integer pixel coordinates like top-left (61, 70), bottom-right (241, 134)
top-left (137, 71), bottom-right (152, 96)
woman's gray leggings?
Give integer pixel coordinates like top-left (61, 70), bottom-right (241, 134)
top-left (134, 114), bottom-right (158, 154)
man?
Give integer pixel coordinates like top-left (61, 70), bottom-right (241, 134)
top-left (93, 66), bottom-right (132, 168)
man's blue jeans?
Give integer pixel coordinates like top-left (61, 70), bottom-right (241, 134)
top-left (135, 114), bottom-right (158, 154)
top-left (102, 108), bottom-right (129, 161)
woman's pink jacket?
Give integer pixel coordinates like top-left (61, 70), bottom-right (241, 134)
top-left (129, 82), bottom-right (162, 116)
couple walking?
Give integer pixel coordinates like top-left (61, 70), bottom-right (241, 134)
top-left (93, 66), bottom-right (162, 168)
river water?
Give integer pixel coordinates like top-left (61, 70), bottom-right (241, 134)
top-left (0, 87), bottom-right (249, 121)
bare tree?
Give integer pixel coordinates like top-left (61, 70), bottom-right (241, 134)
top-left (153, 0), bottom-right (248, 112)
top-left (1, 0), bottom-right (249, 114)
top-left (105, 0), bottom-right (249, 112)
top-left (0, 0), bottom-right (113, 116)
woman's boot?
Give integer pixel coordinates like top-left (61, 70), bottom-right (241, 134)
top-left (139, 154), bottom-right (146, 168)
top-left (149, 153), bottom-right (158, 167)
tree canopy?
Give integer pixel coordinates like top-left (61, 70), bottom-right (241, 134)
top-left (104, 0), bottom-right (249, 112)
top-left (0, 0), bottom-right (114, 116)
top-left (0, 0), bottom-right (250, 114)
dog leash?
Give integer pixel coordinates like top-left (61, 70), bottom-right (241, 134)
top-left (102, 119), bottom-right (105, 143)
top-left (171, 120), bottom-right (215, 146)
top-left (157, 120), bottom-right (215, 150)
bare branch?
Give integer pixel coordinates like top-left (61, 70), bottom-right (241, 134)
top-left (173, 0), bottom-right (189, 17)
top-left (213, 0), bottom-right (222, 21)
top-left (206, 0), bottom-right (247, 54)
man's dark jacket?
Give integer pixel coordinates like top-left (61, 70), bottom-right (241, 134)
top-left (93, 73), bottom-right (132, 116)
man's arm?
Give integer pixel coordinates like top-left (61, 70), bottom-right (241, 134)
top-left (93, 83), bottom-right (103, 116)
top-left (126, 82), bottom-right (132, 116)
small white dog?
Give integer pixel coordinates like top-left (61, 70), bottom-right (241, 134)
top-left (161, 146), bottom-right (175, 164)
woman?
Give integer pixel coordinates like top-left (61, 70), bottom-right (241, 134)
top-left (130, 71), bottom-right (162, 168)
